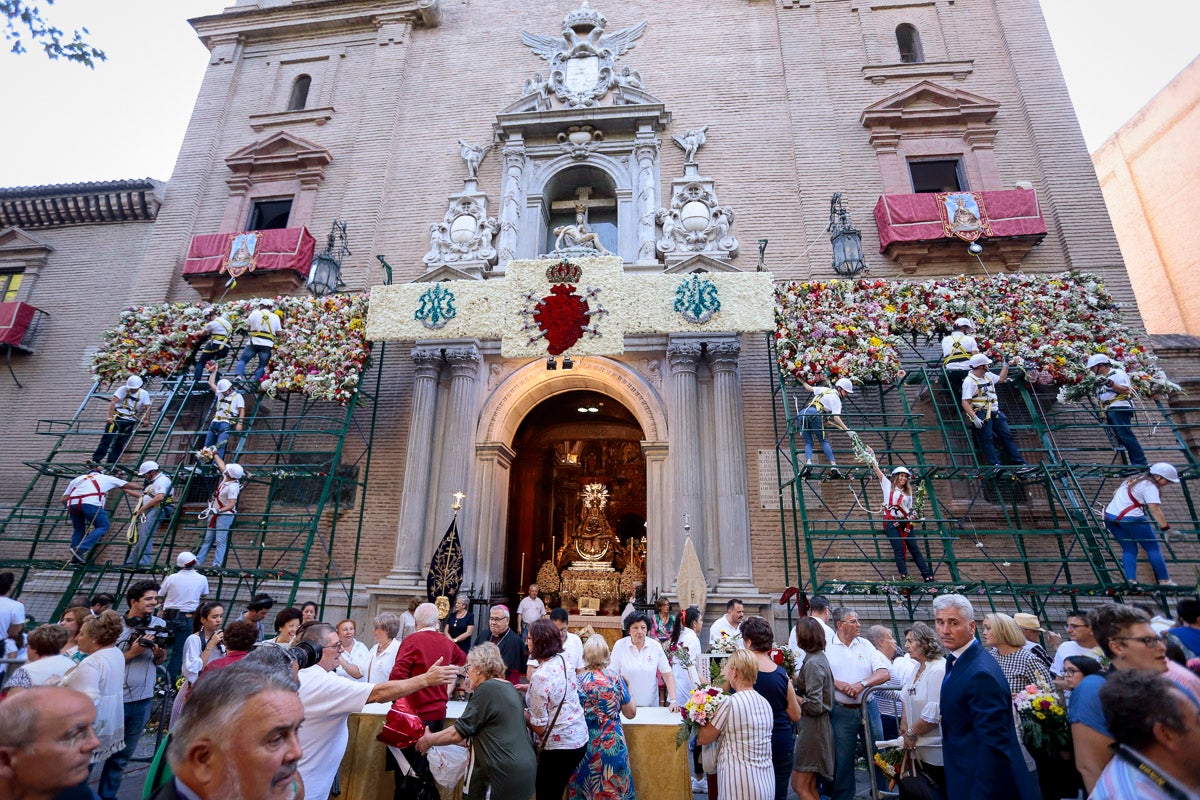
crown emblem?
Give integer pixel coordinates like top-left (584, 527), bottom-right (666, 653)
top-left (564, 0), bottom-right (606, 33)
top-left (546, 259), bottom-right (583, 285)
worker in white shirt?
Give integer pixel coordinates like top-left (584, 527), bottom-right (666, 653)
top-left (960, 353), bottom-right (1027, 467)
top-left (799, 377), bottom-right (855, 473)
top-left (91, 375), bottom-right (152, 467)
top-left (1086, 353), bottom-right (1147, 467)
top-left (192, 306), bottom-right (233, 383)
top-left (125, 461), bottom-right (173, 568)
top-left (196, 455), bottom-right (244, 569)
top-left (235, 298), bottom-right (282, 387)
top-left (204, 363), bottom-right (245, 459)
top-left (941, 317), bottom-right (980, 400)
top-left (708, 598), bottom-right (745, 648)
top-left (62, 470), bottom-right (141, 564)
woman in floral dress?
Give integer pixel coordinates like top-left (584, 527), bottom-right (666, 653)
top-left (569, 635), bottom-right (638, 800)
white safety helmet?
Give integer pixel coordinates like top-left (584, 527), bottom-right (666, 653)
top-left (1149, 463), bottom-right (1180, 484)
top-left (1086, 353), bottom-right (1111, 370)
top-left (953, 317), bottom-right (975, 331)
top-left (224, 463), bottom-right (245, 480)
top-left (201, 305), bottom-right (216, 317)
top-left (137, 460), bottom-right (159, 476)
top-left (216, 379), bottom-right (233, 394)
top-left (259, 298), bottom-right (275, 308)
top-left (891, 466), bottom-right (911, 477)
top-left (968, 353), bottom-right (992, 369)
top-left (126, 375), bottom-right (144, 390)
top-left (834, 378), bottom-right (855, 395)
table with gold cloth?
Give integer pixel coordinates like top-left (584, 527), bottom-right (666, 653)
top-left (337, 700), bottom-right (690, 799)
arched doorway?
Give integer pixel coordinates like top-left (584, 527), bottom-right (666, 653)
top-left (505, 390), bottom-right (645, 606)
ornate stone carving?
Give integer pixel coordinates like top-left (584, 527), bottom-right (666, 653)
top-left (639, 357), bottom-right (662, 392)
top-left (656, 180), bottom-right (739, 261)
top-left (457, 140), bottom-right (492, 181)
top-left (557, 125), bottom-right (603, 159)
top-left (706, 339), bottom-right (741, 372)
top-left (666, 341), bottom-right (703, 374)
top-left (423, 194), bottom-right (499, 270)
top-left (671, 126), bottom-right (708, 164)
top-left (519, 2), bottom-right (647, 109)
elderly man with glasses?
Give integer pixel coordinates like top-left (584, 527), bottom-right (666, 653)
top-left (0, 686), bottom-right (101, 800)
top-left (293, 622), bottom-right (459, 800)
top-left (473, 604), bottom-right (528, 685)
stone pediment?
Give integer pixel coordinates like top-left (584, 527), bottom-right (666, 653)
top-left (0, 227), bottom-right (54, 257)
top-left (413, 264), bottom-right (482, 283)
top-left (663, 253), bottom-right (741, 274)
top-left (861, 80), bottom-right (1000, 129)
top-left (225, 131), bottom-right (333, 173)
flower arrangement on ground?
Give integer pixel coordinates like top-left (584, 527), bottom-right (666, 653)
top-left (676, 685), bottom-right (727, 748)
top-left (1014, 683), bottom-right (1070, 754)
top-left (774, 272), bottom-right (1179, 401)
top-left (91, 294), bottom-right (371, 404)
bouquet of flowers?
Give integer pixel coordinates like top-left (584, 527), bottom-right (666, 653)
top-left (769, 645), bottom-right (796, 676)
top-left (910, 480), bottom-right (929, 521)
top-left (707, 632), bottom-right (740, 683)
top-left (1014, 683), bottom-right (1070, 754)
top-left (666, 638), bottom-right (694, 671)
top-left (873, 747), bottom-right (905, 784)
top-left (848, 432), bottom-right (878, 468)
top-left (676, 685), bottom-right (727, 748)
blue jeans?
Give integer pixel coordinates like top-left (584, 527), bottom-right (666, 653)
top-left (92, 419), bottom-right (136, 465)
top-left (972, 410), bottom-right (1025, 465)
top-left (69, 504), bottom-right (109, 559)
top-left (800, 406), bottom-right (836, 463)
top-left (125, 505), bottom-right (163, 567)
top-left (885, 521), bottom-right (932, 578)
top-left (98, 697), bottom-right (153, 800)
top-left (829, 702), bottom-right (863, 800)
top-left (1106, 408), bottom-right (1147, 466)
top-left (193, 342), bottom-right (229, 381)
top-left (235, 343), bottom-right (273, 383)
top-left (204, 421), bottom-right (232, 459)
top-left (164, 613), bottom-right (193, 683)
top-left (1105, 514), bottom-right (1170, 582)
top-left (197, 512), bottom-right (235, 567)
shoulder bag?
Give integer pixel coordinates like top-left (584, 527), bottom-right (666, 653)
top-left (536, 654), bottom-right (570, 756)
top-left (896, 751), bottom-right (940, 800)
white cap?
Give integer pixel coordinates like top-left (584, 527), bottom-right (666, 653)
top-left (891, 466), bottom-right (911, 477)
top-left (224, 463), bottom-right (245, 480)
top-left (259, 298), bottom-right (275, 307)
top-left (216, 378), bottom-right (232, 393)
top-left (953, 317), bottom-right (975, 331)
top-left (968, 353), bottom-right (992, 369)
top-left (1149, 463), bottom-right (1180, 483)
top-left (176, 551), bottom-right (198, 568)
top-left (202, 305), bottom-right (216, 316)
top-left (1086, 354), bottom-right (1111, 370)
top-left (137, 460), bottom-right (159, 476)
top-left (126, 375), bottom-right (144, 389)
top-left (835, 378), bottom-right (854, 394)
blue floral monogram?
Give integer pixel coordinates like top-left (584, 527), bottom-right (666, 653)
top-left (674, 274), bottom-right (721, 324)
top-left (414, 284), bottom-right (457, 329)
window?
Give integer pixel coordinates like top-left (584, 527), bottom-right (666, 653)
top-left (896, 24), bottom-right (925, 64)
top-left (246, 198), bottom-right (293, 231)
top-left (0, 271), bottom-right (22, 302)
top-left (909, 159), bottom-right (965, 193)
top-left (287, 75), bottom-right (311, 112)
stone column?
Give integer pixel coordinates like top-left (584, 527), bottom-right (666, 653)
top-left (496, 137), bottom-right (526, 269)
top-left (469, 442), bottom-right (516, 589)
top-left (384, 346), bottom-right (443, 585)
top-left (633, 135), bottom-right (660, 264)
top-left (423, 343), bottom-right (481, 567)
top-left (708, 337), bottom-right (756, 592)
top-left (641, 441), bottom-right (670, 598)
top-left (666, 337), bottom-right (704, 591)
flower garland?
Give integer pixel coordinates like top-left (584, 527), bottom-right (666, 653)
top-left (91, 294), bottom-right (371, 404)
top-left (775, 272), bottom-right (1179, 401)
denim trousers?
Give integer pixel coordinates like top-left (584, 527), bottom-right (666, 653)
top-left (196, 512), bottom-right (235, 567)
top-left (204, 420), bottom-right (232, 459)
top-left (801, 407), bottom-right (836, 463)
top-left (1105, 408), bottom-right (1147, 466)
top-left (192, 343), bottom-right (229, 381)
top-left (92, 418), bottom-right (136, 465)
top-left (1105, 513), bottom-right (1170, 581)
top-left (885, 521), bottom-right (932, 578)
top-left (70, 504), bottom-right (110, 556)
top-left (972, 410), bottom-right (1025, 465)
top-left (98, 697), bottom-right (154, 800)
top-left (125, 505), bottom-right (163, 566)
top-left (235, 343), bottom-right (273, 383)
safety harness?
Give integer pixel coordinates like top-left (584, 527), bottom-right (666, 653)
top-left (943, 332), bottom-right (972, 367)
top-left (202, 478), bottom-right (239, 526)
top-left (249, 312), bottom-right (277, 347)
top-left (882, 485), bottom-right (913, 537)
top-left (200, 318), bottom-right (231, 353)
top-left (212, 392), bottom-right (241, 425)
top-left (804, 387), bottom-right (836, 433)
top-left (1096, 370), bottom-right (1132, 412)
top-left (113, 389), bottom-right (144, 422)
top-left (1112, 477), bottom-right (1149, 521)
top-left (67, 475), bottom-right (106, 511)
top-left (966, 373), bottom-right (998, 420)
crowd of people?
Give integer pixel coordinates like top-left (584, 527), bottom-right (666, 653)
top-left (4, 567), bottom-right (1200, 800)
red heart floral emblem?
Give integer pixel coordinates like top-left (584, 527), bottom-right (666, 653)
top-left (534, 284), bottom-right (589, 355)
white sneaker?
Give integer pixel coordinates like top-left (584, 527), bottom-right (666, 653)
top-left (691, 777), bottom-right (708, 794)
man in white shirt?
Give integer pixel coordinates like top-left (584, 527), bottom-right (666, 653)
top-left (864, 624), bottom-right (917, 740)
top-left (294, 622), bottom-right (458, 800)
top-left (92, 374), bottom-right (152, 467)
top-left (61, 469), bottom-right (141, 564)
top-left (235, 298), bottom-right (283, 387)
top-left (126, 460), bottom-right (174, 568)
top-left (1086, 353), bottom-right (1147, 467)
top-left (788, 595), bottom-right (835, 667)
top-left (961, 353), bottom-right (1027, 467)
top-left (192, 305), bottom-right (233, 383)
top-left (1051, 612), bottom-right (1104, 685)
top-left (708, 598), bottom-right (745, 648)
top-left (0, 573), bottom-right (25, 659)
top-left (516, 583), bottom-right (546, 635)
top-left (825, 608), bottom-right (891, 800)
top-left (941, 318), bottom-right (980, 399)
top-left (159, 550), bottom-right (210, 682)
top-left (549, 607), bottom-right (584, 672)
top-left (203, 367), bottom-right (245, 460)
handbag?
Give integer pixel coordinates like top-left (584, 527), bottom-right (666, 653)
top-left (536, 655), bottom-right (570, 756)
top-left (376, 697), bottom-right (424, 749)
top-left (896, 752), bottom-right (940, 800)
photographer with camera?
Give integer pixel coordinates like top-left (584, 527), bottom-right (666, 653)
top-left (98, 580), bottom-right (169, 800)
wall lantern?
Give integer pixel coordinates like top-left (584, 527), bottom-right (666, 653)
top-left (828, 193), bottom-right (867, 277)
top-left (308, 220), bottom-right (350, 296)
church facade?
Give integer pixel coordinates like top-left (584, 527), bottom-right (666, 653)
top-left (0, 0), bottom-right (1138, 618)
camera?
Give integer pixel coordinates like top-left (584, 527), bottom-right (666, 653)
top-left (288, 640), bottom-right (322, 670)
top-left (124, 616), bottom-right (174, 650)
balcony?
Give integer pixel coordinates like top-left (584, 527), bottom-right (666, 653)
top-left (0, 301), bottom-right (48, 354)
top-left (873, 188), bottom-right (1046, 273)
top-left (182, 226), bottom-right (316, 300)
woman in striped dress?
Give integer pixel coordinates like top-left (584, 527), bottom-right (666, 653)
top-left (697, 648), bottom-right (774, 800)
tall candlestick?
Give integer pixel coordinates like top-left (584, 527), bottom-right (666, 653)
top-left (520, 552), bottom-right (526, 588)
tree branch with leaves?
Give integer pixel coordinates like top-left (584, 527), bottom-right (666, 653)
top-left (2, 0), bottom-right (105, 67)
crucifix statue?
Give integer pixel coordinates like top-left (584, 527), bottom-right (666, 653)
top-left (550, 186), bottom-right (615, 254)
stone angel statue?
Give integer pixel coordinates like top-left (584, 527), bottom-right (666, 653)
top-left (672, 125), bottom-right (709, 164)
top-left (457, 140), bottom-right (492, 181)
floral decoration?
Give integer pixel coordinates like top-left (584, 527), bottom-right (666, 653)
top-left (1015, 683), bottom-right (1070, 754)
top-left (706, 631), bottom-right (741, 683)
top-left (769, 644), bottom-right (796, 676)
top-left (676, 685), bottom-right (727, 748)
top-left (91, 293), bottom-right (371, 404)
top-left (873, 747), bottom-right (904, 785)
top-left (674, 274), bottom-right (721, 324)
top-left (775, 272), bottom-right (1179, 401)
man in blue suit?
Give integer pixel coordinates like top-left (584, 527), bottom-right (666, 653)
top-left (934, 594), bottom-right (1041, 800)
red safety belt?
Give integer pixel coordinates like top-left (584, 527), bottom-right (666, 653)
top-left (68, 476), bottom-right (106, 511)
top-left (1113, 481), bottom-right (1145, 521)
top-left (884, 488), bottom-right (912, 537)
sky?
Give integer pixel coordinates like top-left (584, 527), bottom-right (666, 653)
top-left (0, 0), bottom-right (1197, 187)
